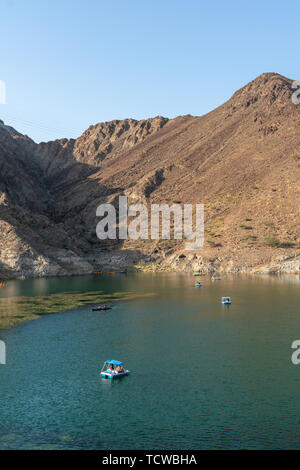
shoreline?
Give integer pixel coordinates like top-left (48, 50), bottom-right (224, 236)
top-left (1, 264), bottom-right (299, 282)
top-left (0, 251), bottom-right (299, 280)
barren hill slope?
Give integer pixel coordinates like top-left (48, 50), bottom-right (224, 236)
top-left (0, 73), bottom-right (299, 277)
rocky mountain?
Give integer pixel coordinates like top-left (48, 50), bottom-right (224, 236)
top-left (0, 73), bottom-right (299, 278)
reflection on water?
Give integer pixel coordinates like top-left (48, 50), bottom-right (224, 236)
top-left (0, 273), bottom-right (300, 449)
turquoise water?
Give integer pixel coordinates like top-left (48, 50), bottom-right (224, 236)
top-left (0, 273), bottom-right (300, 449)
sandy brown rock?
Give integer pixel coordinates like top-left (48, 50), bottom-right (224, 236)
top-left (0, 73), bottom-right (299, 278)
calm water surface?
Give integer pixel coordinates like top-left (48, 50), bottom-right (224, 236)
top-left (0, 273), bottom-right (300, 449)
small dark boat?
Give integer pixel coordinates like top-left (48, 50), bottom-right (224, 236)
top-left (92, 306), bottom-right (112, 311)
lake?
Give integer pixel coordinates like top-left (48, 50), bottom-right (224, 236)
top-left (0, 273), bottom-right (300, 449)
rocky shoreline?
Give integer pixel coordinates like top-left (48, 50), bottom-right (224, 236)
top-left (0, 249), bottom-right (299, 279)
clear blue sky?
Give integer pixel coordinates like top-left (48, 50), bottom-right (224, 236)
top-left (0, 0), bottom-right (299, 142)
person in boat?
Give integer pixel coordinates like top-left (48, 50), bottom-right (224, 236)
top-left (108, 364), bottom-right (115, 372)
top-left (115, 365), bottom-right (124, 373)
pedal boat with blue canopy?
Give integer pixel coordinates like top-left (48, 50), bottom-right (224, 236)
top-left (100, 360), bottom-right (129, 379)
top-left (221, 296), bottom-right (232, 305)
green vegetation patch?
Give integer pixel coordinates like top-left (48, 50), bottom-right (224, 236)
top-left (0, 290), bottom-right (155, 330)
top-left (264, 237), bottom-right (280, 247)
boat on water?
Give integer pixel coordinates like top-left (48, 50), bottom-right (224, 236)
top-left (195, 282), bottom-right (202, 287)
top-left (212, 276), bottom-right (222, 281)
top-left (92, 305), bottom-right (112, 311)
top-left (100, 360), bottom-right (129, 379)
top-left (193, 273), bottom-right (207, 277)
top-left (221, 296), bottom-right (231, 305)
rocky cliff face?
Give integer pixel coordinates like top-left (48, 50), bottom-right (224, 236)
top-left (0, 73), bottom-right (299, 278)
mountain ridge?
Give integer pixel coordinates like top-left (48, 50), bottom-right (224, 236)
top-left (0, 72), bottom-right (299, 278)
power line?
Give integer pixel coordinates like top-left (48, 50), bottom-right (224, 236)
top-left (0, 111), bottom-right (84, 139)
